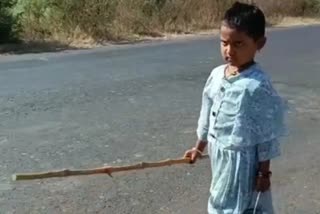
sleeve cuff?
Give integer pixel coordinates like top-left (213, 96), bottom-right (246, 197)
top-left (257, 139), bottom-right (281, 162)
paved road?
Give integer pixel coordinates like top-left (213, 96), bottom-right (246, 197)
top-left (1, 26), bottom-right (320, 214)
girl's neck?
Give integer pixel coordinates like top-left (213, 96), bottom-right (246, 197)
top-left (226, 60), bottom-right (255, 77)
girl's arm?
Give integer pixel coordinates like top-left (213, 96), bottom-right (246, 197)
top-left (256, 160), bottom-right (272, 192)
top-left (256, 140), bottom-right (278, 192)
top-left (185, 74), bottom-right (214, 162)
top-left (194, 139), bottom-right (208, 152)
top-left (196, 75), bottom-right (214, 143)
top-left (258, 160), bottom-right (270, 175)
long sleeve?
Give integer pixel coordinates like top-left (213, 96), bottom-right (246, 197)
top-left (250, 81), bottom-right (287, 145)
top-left (197, 75), bottom-right (214, 141)
top-left (257, 139), bottom-right (281, 161)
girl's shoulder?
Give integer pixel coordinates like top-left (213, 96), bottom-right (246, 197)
top-left (236, 65), bottom-right (274, 95)
top-left (241, 66), bottom-right (284, 112)
top-left (203, 64), bottom-right (227, 89)
top-left (208, 64), bottom-right (227, 79)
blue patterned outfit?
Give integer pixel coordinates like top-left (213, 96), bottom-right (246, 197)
top-left (197, 63), bottom-right (286, 214)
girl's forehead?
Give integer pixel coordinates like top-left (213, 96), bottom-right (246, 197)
top-left (220, 24), bottom-right (251, 41)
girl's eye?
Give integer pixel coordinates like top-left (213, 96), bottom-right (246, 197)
top-left (221, 42), bottom-right (228, 46)
top-left (235, 42), bottom-right (243, 47)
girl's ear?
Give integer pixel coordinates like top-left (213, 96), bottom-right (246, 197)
top-left (257, 36), bottom-right (267, 50)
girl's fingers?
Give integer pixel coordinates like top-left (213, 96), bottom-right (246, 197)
top-left (256, 178), bottom-right (270, 192)
top-left (190, 151), bottom-right (199, 163)
top-left (191, 152), bottom-right (196, 160)
top-left (184, 149), bottom-right (200, 164)
top-left (184, 150), bottom-right (192, 158)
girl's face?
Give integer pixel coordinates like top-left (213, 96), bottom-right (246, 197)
top-left (220, 23), bottom-right (266, 68)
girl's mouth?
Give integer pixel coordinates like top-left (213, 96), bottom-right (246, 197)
top-left (225, 57), bottom-right (235, 63)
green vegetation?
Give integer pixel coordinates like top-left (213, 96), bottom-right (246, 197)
top-left (0, 0), bottom-right (18, 43)
top-left (1, 0), bottom-right (320, 44)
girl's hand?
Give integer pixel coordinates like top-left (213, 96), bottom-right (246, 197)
top-left (256, 175), bottom-right (271, 192)
top-left (183, 147), bottom-right (203, 164)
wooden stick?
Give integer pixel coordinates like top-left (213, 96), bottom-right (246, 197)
top-left (12, 154), bottom-right (209, 181)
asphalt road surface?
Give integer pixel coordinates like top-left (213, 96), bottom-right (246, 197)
top-left (1, 25), bottom-right (320, 214)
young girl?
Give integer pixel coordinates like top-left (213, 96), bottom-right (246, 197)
top-left (184, 2), bottom-right (286, 214)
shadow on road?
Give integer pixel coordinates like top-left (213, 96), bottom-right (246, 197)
top-left (0, 40), bottom-right (85, 55)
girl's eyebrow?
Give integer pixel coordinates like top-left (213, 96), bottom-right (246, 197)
top-left (231, 39), bottom-right (244, 44)
top-left (220, 38), bottom-right (243, 42)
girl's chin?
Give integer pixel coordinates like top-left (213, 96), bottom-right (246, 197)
top-left (224, 57), bottom-right (237, 65)
top-left (226, 61), bottom-right (239, 67)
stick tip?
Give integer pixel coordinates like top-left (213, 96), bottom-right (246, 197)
top-left (12, 174), bottom-right (17, 181)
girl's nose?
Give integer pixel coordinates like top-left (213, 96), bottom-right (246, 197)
top-left (226, 45), bottom-right (235, 56)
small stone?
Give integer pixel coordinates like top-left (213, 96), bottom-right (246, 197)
top-left (134, 153), bottom-right (143, 158)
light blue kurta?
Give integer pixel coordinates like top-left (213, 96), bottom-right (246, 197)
top-left (197, 63), bottom-right (286, 214)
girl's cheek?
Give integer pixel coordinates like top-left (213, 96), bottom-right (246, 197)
top-left (221, 50), bottom-right (226, 58)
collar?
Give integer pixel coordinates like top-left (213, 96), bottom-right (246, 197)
top-left (238, 60), bottom-right (256, 72)
top-left (223, 61), bottom-right (257, 83)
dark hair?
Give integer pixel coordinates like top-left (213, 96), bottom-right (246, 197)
top-left (223, 1), bottom-right (266, 40)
